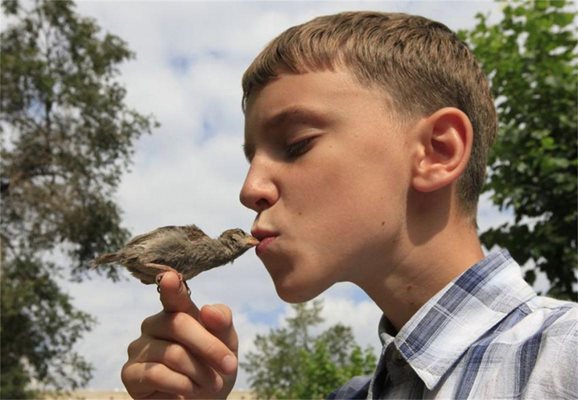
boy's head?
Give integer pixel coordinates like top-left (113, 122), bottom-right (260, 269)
top-left (242, 11), bottom-right (497, 220)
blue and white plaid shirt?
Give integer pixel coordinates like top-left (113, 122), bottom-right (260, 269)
top-left (330, 249), bottom-right (578, 399)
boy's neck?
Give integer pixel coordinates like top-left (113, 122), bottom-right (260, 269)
top-left (359, 202), bottom-right (484, 332)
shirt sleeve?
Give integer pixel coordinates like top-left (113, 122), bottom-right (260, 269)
top-left (522, 309), bottom-right (578, 399)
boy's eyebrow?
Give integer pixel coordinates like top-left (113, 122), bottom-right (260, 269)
top-left (243, 106), bottom-right (327, 162)
top-left (264, 106), bottom-right (327, 131)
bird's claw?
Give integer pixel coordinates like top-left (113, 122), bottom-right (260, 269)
top-left (183, 280), bottom-right (191, 296)
top-left (177, 273), bottom-right (191, 296)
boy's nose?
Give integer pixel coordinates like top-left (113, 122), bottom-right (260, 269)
top-left (239, 162), bottom-right (279, 212)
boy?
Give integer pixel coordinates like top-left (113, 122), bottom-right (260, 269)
top-left (121, 11), bottom-right (577, 399)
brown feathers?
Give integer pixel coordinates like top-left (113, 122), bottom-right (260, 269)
top-left (92, 225), bottom-right (258, 285)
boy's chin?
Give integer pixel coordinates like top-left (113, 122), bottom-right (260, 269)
top-left (272, 276), bottom-right (332, 304)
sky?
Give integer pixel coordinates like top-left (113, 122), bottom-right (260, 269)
top-left (49, 0), bottom-right (517, 391)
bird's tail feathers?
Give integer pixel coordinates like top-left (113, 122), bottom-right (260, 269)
top-left (91, 252), bottom-right (119, 267)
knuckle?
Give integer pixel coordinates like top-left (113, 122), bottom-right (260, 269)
top-left (120, 363), bottom-right (130, 385)
top-left (140, 315), bottom-right (155, 334)
top-left (142, 363), bottom-right (164, 384)
top-left (127, 338), bottom-right (142, 358)
top-left (165, 343), bottom-right (188, 365)
top-left (120, 362), bottom-right (139, 391)
top-left (166, 311), bottom-right (197, 337)
top-left (170, 310), bottom-right (192, 326)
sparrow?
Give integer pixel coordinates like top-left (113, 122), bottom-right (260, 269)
top-left (92, 225), bottom-right (259, 290)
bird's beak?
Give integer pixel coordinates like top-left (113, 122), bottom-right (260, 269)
top-left (245, 236), bottom-right (260, 247)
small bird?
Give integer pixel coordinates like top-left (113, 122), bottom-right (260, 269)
top-left (92, 225), bottom-right (259, 290)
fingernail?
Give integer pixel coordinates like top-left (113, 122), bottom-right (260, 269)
top-left (221, 355), bottom-right (237, 375)
top-left (155, 273), bottom-right (165, 285)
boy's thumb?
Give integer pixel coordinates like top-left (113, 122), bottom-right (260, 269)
top-left (157, 271), bottom-right (200, 318)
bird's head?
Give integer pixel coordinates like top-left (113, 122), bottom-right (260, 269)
top-left (219, 228), bottom-right (259, 252)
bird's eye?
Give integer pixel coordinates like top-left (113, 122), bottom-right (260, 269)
top-left (285, 136), bottom-right (316, 159)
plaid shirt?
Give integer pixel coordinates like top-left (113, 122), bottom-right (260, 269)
top-left (329, 249), bottom-right (578, 399)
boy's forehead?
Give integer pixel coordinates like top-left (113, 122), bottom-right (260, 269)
top-left (241, 70), bottom-right (400, 161)
top-left (244, 70), bottom-right (396, 123)
top-left (244, 70), bottom-right (368, 121)
top-left (242, 71), bottom-right (347, 154)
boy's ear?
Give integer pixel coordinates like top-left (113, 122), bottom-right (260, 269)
top-left (411, 107), bottom-right (473, 193)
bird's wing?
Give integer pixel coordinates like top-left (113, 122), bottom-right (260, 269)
top-left (125, 225), bottom-right (181, 246)
top-left (124, 224), bottom-right (207, 247)
top-left (181, 224), bottom-right (208, 241)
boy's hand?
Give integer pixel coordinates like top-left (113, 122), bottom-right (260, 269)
top-left (121, 271), bottom-right (238, 399)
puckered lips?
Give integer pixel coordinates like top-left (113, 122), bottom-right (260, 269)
top-left (251, 228), bottom-right (279, 256)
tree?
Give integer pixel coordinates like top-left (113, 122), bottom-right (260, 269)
top-left (241, 301), bottom-right (377, 399)
top-left (460, 0), bottom-right (577, 299)
top-left (0, 0), bottom-right (157, 396)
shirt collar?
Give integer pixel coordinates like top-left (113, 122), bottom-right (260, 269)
top-left (378, 249), bottom-right (537, 390)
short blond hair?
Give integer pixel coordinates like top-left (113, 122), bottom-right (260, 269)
top-left (242, 11), bottom-right (497, 219)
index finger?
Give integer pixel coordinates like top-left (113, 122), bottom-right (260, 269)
top-left (157, 271), bottom-right (200, 318)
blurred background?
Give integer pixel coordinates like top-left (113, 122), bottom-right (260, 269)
top-left (1, 0), bottom-right (576, 398)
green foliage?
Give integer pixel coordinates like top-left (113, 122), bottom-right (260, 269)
top-left (0, 0), bottom-right (157, 396)
top-left (241, 301), bottom-right (377, 399)
top-left (1, 256), bottom-right (94, 398)
top-left (461, 0), bottom-right (577, 299)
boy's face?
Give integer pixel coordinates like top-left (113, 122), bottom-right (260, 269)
top-left (240, 69), bottom-right (415, 302)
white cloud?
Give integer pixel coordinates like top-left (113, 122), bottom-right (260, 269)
top-left (320, 291), bottom-right (383, 351)
top-left (64, 0), bottom-right (505, 391)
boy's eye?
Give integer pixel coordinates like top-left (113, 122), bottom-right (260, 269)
top-left (285, 136), bottom-right (316, 159)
